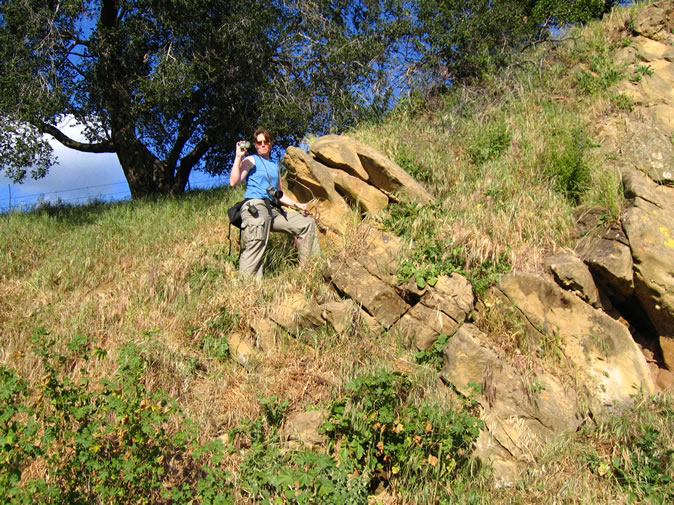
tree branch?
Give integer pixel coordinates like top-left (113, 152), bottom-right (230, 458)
top-left (39, 121), bottom-right (116, 153)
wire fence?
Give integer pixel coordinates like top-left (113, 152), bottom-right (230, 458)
top-left (1, 176), bottom-right (229, 214)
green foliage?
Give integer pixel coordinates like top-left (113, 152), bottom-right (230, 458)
top-left (0, 328), bottom-right (232, 505)
top-left (575, 50), bottom-right (625, 95)
top-left (233, 396), bottom-right (370, 505)
top-left (396, 145), bottom-right (432, 183)
top-left (610, 425), bottom-right (674, 499)
top-left (629, 63), bottom-right (654, 83)
top-left (416, 0), bottom-right (616, 83)
top-left (228, 374), bottom-right (483, 504)
top-left (539, 126), bottom-right (593, 202)
top-left (190, 307), bottom-right (239, 362)
top-left (322, 370), bottom-right (484, 501)
top-left (415, 333), bottom-right (451, 370)
top-left (239, 445), bottom-right (369, 505)
top-left (0, 0), bottom-right (409, 197)
top-left (610, 92), bottom-right (634, 111)
top-left (397, 238), bottom-right (466, 290)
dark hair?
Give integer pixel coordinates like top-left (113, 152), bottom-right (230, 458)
top-left (254, 128), bottom-right (273, 144)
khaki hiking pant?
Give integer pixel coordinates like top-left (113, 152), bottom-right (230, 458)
top-left (238, 199), bottom-right (320, 279)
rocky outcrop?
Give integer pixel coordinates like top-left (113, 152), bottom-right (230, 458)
top-left (391, 273), bottom-right (474, 350)
top-left (544, 252), bottom-right (601, 308)
top-left (282, 135), bottom-right (434, 233)
top-left (492, 273), bottom-right (655, 411)
top-left (442, 324), bottom-right (582, 486)
top-left (622, 168), bottom-right (674, 369)
top-left (614, 0), bottom-right (674, 139)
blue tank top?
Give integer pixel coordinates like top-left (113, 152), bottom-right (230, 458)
top-left (243, 154), bottom-right (280, 200)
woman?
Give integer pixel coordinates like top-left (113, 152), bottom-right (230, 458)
top-left (229, 128), bottom-right (320, 279)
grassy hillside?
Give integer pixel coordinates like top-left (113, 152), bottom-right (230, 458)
top-left (1, 2), bottom-right (672, 504)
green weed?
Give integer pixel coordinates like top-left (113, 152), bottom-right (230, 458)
top-left (468, 120), bottom-right (512, 166)
top-left (321, 370), bottom-right (484, 502)
top-left (383, 202), bottom-right (510, 292)
top-left (539, 126), bottom-right (593, 202)
top-left (0, 328), bottom-right (232, 505)
top-left (415, 333), bottom-right (451, 370)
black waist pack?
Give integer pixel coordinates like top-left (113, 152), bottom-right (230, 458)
top-left (227, 200), bottom-right (246, 229)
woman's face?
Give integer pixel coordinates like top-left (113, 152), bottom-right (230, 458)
top-left (254, 133), bottom-right (271, 157)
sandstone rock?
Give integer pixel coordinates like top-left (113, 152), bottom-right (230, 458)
top-left (250, 317), bottom-right (276, 352)
top-left (649, 103), bottom-right (674, 135)
top-left (269, 293), bottom-right (324, 337)
top-left (310, 135), bottom-right (370, 181)
top-left (329, 260), bottom-right (409, 329)
top-left (319, 300), bottom-right (358, 334)
top-left (632, 35), bottom-right (674, 62)
top-left (318, 299), bottom-right (382, 336)
top-left (227, 332), bottom-right (261, 367)
top-left (617, 121), bottom-right (674, 184)
top-left (575, 228), bottom-right (634, 301)
top-left (544, 252), bottom-right (601, 308)
top-left (662, 337), bottom-right (674, 373)
top-left (494, 273), bottom-right (655, 412)
top-left (391, 274), bottom-right (474, 350)
top-left (622, 168), bottom-right (674, 368)
top-left (355, 229), bottom-right (404, 283)
top-left (311, 135), bottom-right (434, 204)
top-left (332, 169), bottom-right (389, 215)
top-left (632, 0), bottom-right (674, 43)
top-left (325, 227), bottom-right (409, 330)
top-left (282, 410), bottom-right (328, 450)
top-left (283, 147), bottom-right (351, 223)
top-left (442, 324), bottom-right (581, 485)
top-left (656, 366), bottom-right (674, 391)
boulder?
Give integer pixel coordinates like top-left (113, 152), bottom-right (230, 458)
top-left (269, 293), bottom-right (324, 338)
top-left (227, 332), bottom-right (262, 368)
top-left (309, 135), bottom-right (370, 181)
top-left (250, 317), bottom-right (277, 352)
top-left (575, 225), bottom-right (634, 301)
top-left (329, 260), bottom-right (409, 329)
top-left (318, 299), bottom-right (383, 336)
top-left (282, 410), bottom-right (328, 450)
top-left (616, 121), bottom-right (674, 184)
top-left (632, 35), bottom-right (674, 62)
top-left (282, 147), bottom-right (352, 230)
top-left (354, 229), bottom-right (404, 283)
top-left (632, 0), bottom-right (674, 43)
top-left (493, 273), bottom-right (655, 412)
top-left (331, 169), bottom-right (389, 215)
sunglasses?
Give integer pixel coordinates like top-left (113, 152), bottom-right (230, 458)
top-left (255, 139), bottom-right (271, 146)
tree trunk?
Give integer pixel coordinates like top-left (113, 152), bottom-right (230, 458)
top-left (109, 110), bottom-right (191, 199)
top-left (113, 130), bottom-right (176, 199)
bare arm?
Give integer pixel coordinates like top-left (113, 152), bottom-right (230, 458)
top-left (229, 142), bottom-right (254, 186)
